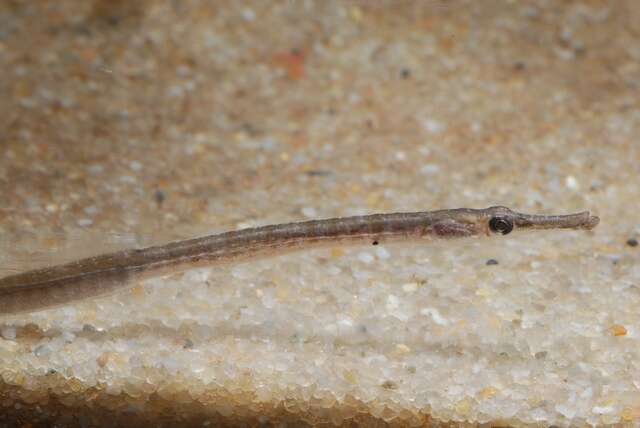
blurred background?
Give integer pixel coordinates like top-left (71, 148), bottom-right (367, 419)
top-left (1, 1), bottom-right (639, 426)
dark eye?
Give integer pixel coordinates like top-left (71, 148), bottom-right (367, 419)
top-left (489, 216), bottom-right (513, 235)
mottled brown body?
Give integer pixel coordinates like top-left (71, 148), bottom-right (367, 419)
top-left (0, 207), bottom-right (598, 315)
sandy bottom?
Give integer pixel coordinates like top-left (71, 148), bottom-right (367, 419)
top-left (1, 1), bottom-right (639, 426)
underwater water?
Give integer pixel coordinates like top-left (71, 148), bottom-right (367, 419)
top-left (1, 1), bottom-right (639, 426)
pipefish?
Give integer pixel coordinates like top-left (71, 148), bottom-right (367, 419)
top-left (0, 206), bottom-right (599, 315)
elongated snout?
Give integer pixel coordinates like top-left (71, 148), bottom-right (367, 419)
top-left (514, 211), bottom-right (599, 230)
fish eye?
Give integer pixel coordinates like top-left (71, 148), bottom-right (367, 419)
top-left (489, 216), bottom-right (513, 235)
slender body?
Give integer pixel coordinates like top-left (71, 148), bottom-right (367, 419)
top-left (0, 206), bottom-right (598, 315)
